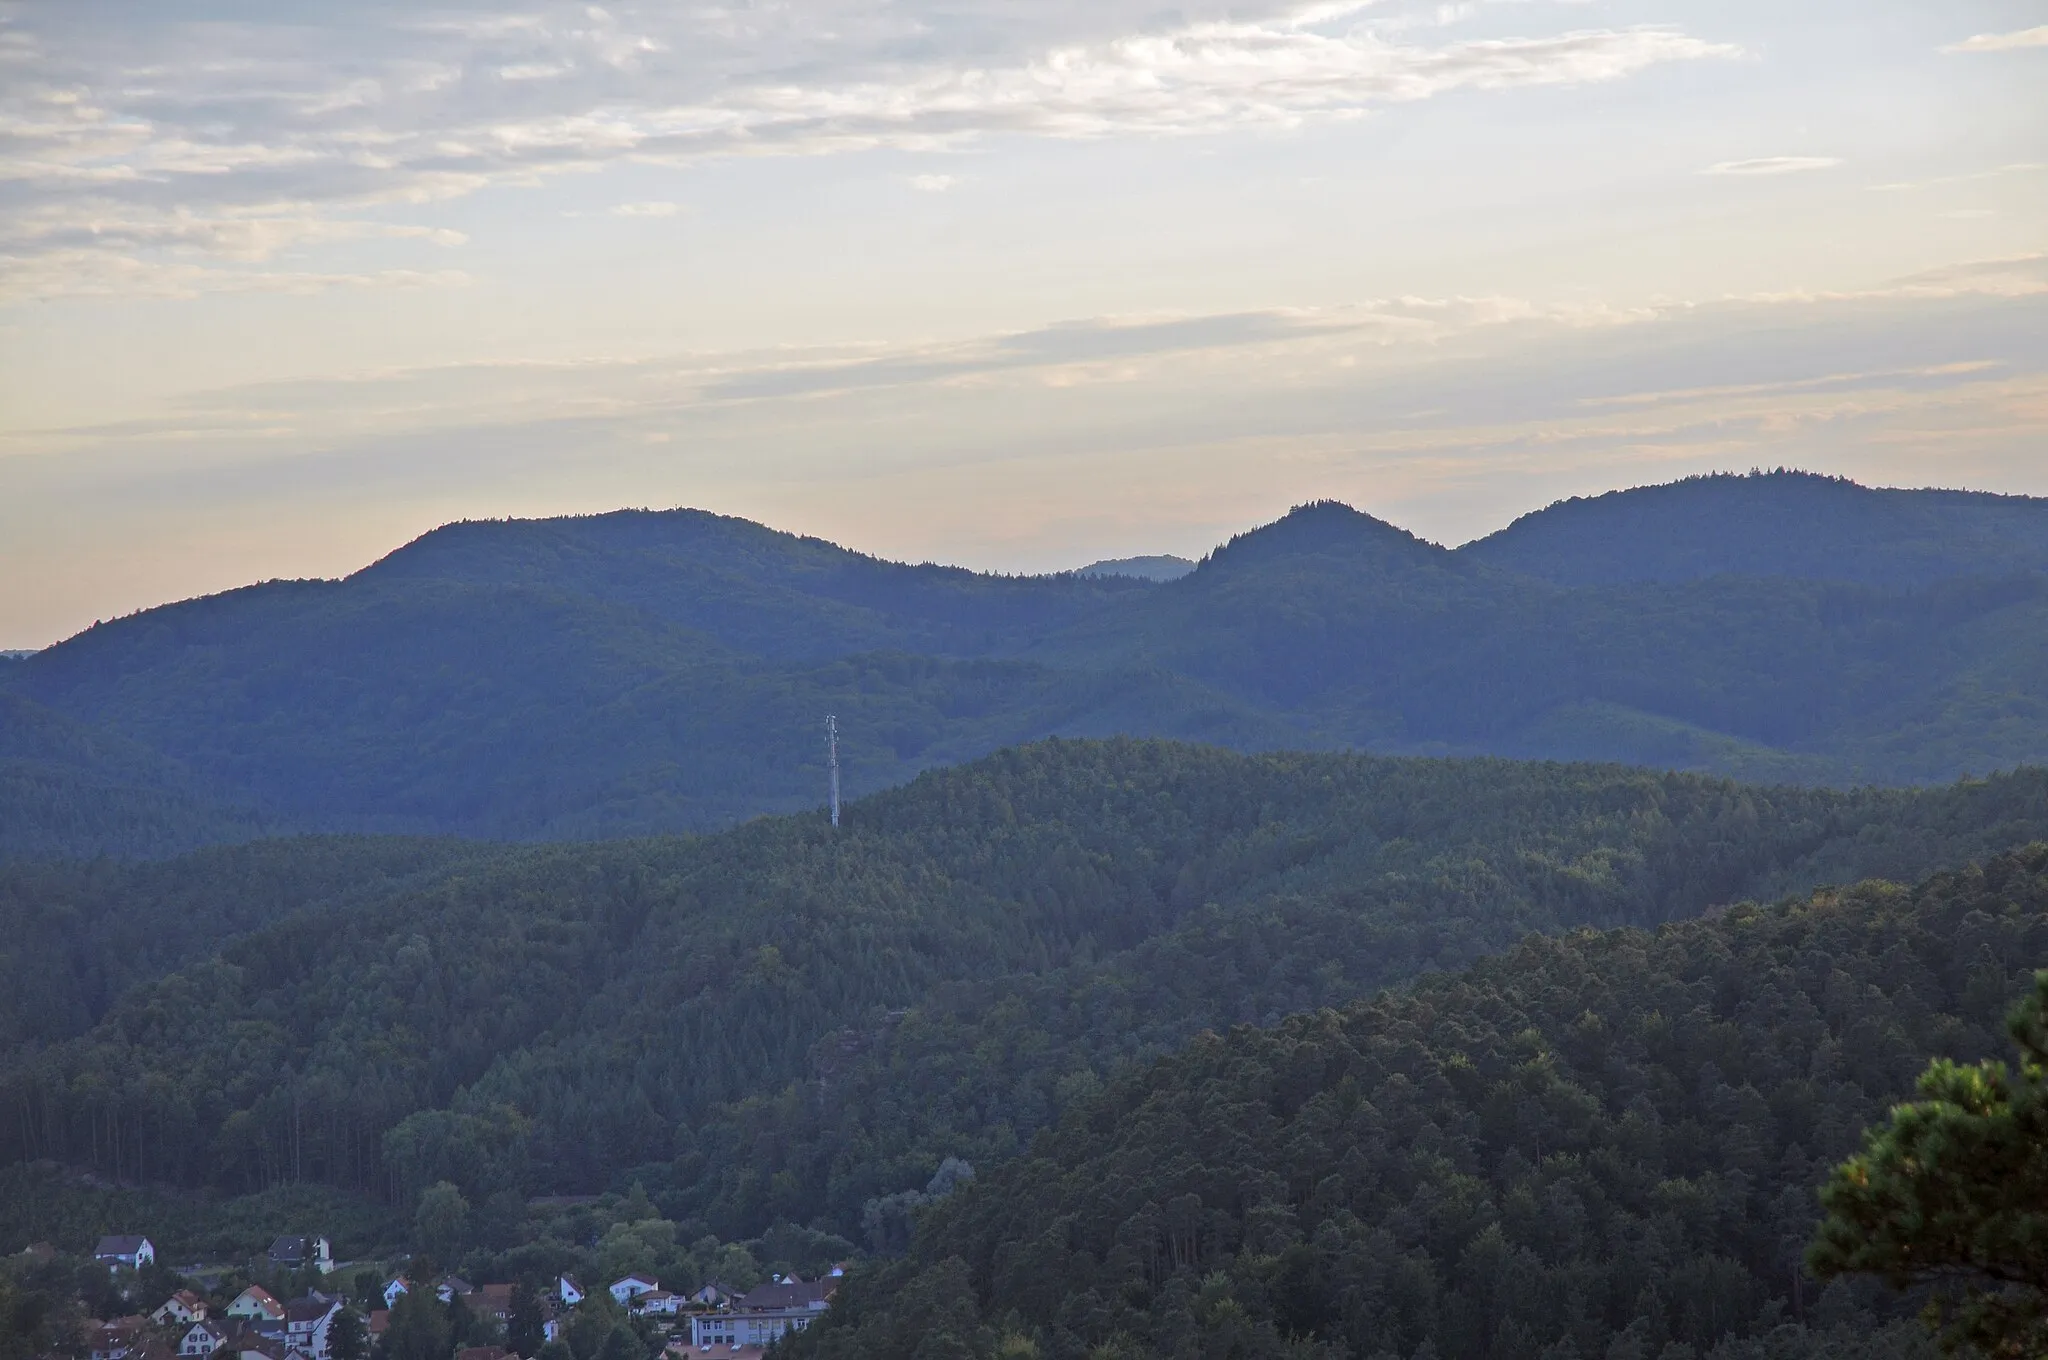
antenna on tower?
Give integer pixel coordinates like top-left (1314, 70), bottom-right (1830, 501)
top-left (826, 715), bottom-right (841, 828)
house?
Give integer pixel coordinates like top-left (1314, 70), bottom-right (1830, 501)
top-left (668, 1347), bottom-right (763, 1360)
top-left (461, 1285), bottom-right (514, 1327)
top-left (556, 1276), bottom-right (585, 1308)
top-left (685, 1278), bottom-right (837, 1350)
top-left (94, 1237), bottom-right (156, 1272)
top-left (284, 1297), bottom-right (341, 1360)
top-left (632, 1290), bottom-right (681, 1317)
top-left (380, 1278), bottom-right (410, 1310)
top-left (608, 1275), bottom-right (659, 1306)
top-left (434, 1277), bottom-right (473, 1304)
top-left (685, 1284), bottom-right (732, 1308)
top-left (224, 1338), bottom-right (311, 1360)
top-left (366, 1313), bottom-right (389, 1348)
top-left (179, 1322), bottom-right (228, 1358)
top-left (155, 1292), bottom-right (210, 1326)
top-left (268, 1238), bottom-right (333, 1276)
top-left (19, 1242), bottom-right (58, 1264)
top-left (227, 1288), bottom-right (285, 1323)
top-left (91, 1317), bottom-right (149, 1360)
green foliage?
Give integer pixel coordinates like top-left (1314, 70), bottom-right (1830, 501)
top-left (384, 1285), bottom-right (453, 1360)
top-left (8, 482), bottom-right (2048, 856)
top-left (330, 1305), bottom-right (368, 1360)
top-left (0, 836), bottom-right (489, 1045)
top-left (508, 1281), bottom-right (545, 1358)
top-left (0, 1163), bottom-right (405, 1262)
top-left (787, 847), bottom-right (2048, 1360)
top-left (6, 743), bottom-right (2048, 1242)
top-left (1810, 973), bottom-right (2048, 1357)
top-left (416, 1183), bottom-right (473, 1261)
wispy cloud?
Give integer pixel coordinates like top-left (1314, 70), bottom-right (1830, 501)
top-left (1702, 156), bottom-right (1842, 177)
top-left (0, 3), bottom-right (1736, 300)
top-left (1869, 163), bottom-right (2044, 192)
top-left (609, 201), bottom-right (683, 217)
top-left (7, 250), bottom-right (2044, 642)
top-left (1941, 26), bottom-right (2048, 54)
top-left (909, 174), bottom-right (957, 193)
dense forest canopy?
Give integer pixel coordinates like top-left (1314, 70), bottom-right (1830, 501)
top-left (789, 847), bottom-right (2048, 1360)
top-left (1464, 471), bottom-right (2048, 589)
top-left (7, 473), bottom-right (2048, 856)
top-left (7, 742), bottom-right (2048, 1259)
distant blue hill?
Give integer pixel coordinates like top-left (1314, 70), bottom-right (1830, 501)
top-left (1075, 555), bottom-right (1195, 581)
top-left (6, 471), bottom-right (2048, 857)
top-left (1462, 469), bottom-right (2048, 586)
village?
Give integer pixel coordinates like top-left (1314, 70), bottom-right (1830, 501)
top-left (27, 1231), bottom-right (841, 1360)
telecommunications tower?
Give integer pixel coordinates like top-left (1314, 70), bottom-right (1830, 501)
top-left (827, 715), bottom-right (841, 827)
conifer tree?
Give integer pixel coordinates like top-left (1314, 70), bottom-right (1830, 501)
top-left (1811, 972), bottom-right (2048, 1357)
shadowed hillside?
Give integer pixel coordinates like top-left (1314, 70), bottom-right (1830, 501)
top-left (789, 846), bottom-right (2048, 1360)
top-left (6, 740), bottom-right (2048, 1238)
top-left (7, 476), bottom-right (2048, 854)
top-left (1463, 470), bottom-right (2048, 587)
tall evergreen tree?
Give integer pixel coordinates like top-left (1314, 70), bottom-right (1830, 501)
top-left (507, 1283), bottom-right (545, 1359)
top-left (383, 1288), bottom-right (452, 1360)
top-left (329, 1308), bottom-right (368, 1360)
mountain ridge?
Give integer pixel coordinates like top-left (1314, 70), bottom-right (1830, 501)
top-left (8, 472), bottom-right (2048, 856)
top-left (1465, 469), bottom-right (2048, 586)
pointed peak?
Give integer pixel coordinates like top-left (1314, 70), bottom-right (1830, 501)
top-left (1199, 500), bottom-right (1445, 574)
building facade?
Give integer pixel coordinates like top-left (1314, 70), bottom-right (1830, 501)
top-left (686, 1279), bottom-right (836, 1350)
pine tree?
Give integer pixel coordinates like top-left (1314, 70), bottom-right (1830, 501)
top-left (1811, 971), bottom-right (2048, 1357)
top-left (507, 1283), bottom-right (545, 1359)
top-left (329, 1308), bottom-right (368, 1360)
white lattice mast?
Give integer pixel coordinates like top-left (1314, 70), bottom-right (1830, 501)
top-left (827, 715), bottom-right (841, 828)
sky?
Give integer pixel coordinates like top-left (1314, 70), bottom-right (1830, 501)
top-left (1, 0), bottom-right (2045, 648)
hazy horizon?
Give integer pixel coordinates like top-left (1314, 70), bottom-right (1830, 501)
top-left (4, 0), bottom-right (2044, 647)
top-left (8, 467), bottom-right (2046, 652)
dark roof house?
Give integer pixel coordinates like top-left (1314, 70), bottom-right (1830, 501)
top-left (268, 1238), bottom-right (332, 1274)
top-left (94, 1237), bottom-right (155, 1269)
top-left (734, 1279), bottom-right (836, 1311)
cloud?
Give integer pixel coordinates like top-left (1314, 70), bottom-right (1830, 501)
top-left (909, 174), bottom-right (956, 192)
top-left (1941, 26), bottom-right (2048, 54)
top-left (1702, 156), bottom-right (1842, 177)
top-left (0, 252), bottom-right (470, 302)
top-left (30, 252), bottom-right (2042, 447)
top-left (1876, 253), bottom-right (2048, 299)
top-left (1869, 163), bottom-right (2043, 192)
top-left (8, 250), bottom-right (2045, 641)
top-left (609, 201), bottom-right (682, 217)
top-left (0, 2), bottom-right (1737, 299)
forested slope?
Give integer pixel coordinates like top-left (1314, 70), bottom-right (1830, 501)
top-left (8, 475), bottom-right (2048, 855)
top-left (0, 693), bottom-right (267, 861)
top-left (0, 836), bottom-right (492, 1046)
top-left (7, 742), bottom-right (2048, 1249)
top-left (1464, 470), bottom-right (2048, 588)
top-left (791, 846), bottom-right (2048, 1360)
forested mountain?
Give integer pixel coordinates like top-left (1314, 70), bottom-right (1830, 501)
top-left (7, 742), bottom-right (2048, 1251)
top-left (354, 509), bottom-right (1149, 661)
top-left (1077, 556), bottom-right (1196, 581)
top-left (791, 845), bottom-right (2048, 1360)
top-left (7, 473), bottom-right (2048, 855)
top-left (0, 836), bottom-right (488, 1045)
top-left (0, 693), bottom-right (268, 861)
top-left (1463, 471), bottom-right (2048, 588)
